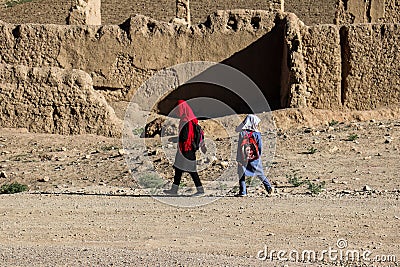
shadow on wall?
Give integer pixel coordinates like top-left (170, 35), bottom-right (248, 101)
top-left (157, 18), bottom-right (286, 118)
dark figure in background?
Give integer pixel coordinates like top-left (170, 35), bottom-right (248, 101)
top-left (163, 100), bottom-right (205, 196)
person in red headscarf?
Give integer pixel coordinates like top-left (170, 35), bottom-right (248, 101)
top-left (163, 100), bottom-right (205, 196)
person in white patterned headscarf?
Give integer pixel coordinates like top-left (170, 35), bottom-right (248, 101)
top-left (236, 114), bottom-right (261, 132)
top-left (235, 114), bottom-right (273, 197)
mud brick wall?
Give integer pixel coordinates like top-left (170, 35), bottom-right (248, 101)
top-left (336, 0), bottom-right (400, 24)
top-left (0, 10), bottom-right (282, 104)
top-left (377, 0), bottom-right (400, 23)
top-left (341, 23), bottom-right (400, 109)
top-left (301, 24), bottom-right (342, 109)
top-left (0, 64), bottom-right (121, 136)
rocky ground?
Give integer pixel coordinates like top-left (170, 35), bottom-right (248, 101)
top-left (0, 107), bottom-right (400, 266)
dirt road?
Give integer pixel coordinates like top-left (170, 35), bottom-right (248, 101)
top-left (0, 193), bottom-right (399, 266)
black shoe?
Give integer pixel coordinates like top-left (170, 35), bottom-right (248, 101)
top-left (234, 193), bottom-right (247, 197)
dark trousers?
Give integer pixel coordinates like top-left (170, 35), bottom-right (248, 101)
top-left (173, 167), bottom-right (202, 187)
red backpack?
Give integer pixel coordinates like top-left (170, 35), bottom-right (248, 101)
top-left (240, 131), bottom-right (259, 162)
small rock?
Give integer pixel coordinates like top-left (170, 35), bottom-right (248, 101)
top-left (59, 147), bottom-right (67, 152)
top-left (327, 126), bottom-right (335, 132)
top-left (363, 185), bottom-right (372, 192)
top-left (304, 128), bottom-right (313, 133)
top-left (209, 156), bottom-right (217, 163)
top-left (384, 137), bottom-right (392, 144)
top-left (329, 146), bottom-right (339, 153)
top-left (38, 177), bottom-right (50, 182)
top-left (266, 233), bottom-right (275, 236)
top-left (84, 154), bottom-right (91, 159)
top-left (220, 161), bottom-right (229, 168)
top-left (118, 149), bottom-right (127, 156)
top-left (342, 190), bottom-right (352, 194)
top-left (0, 171), bottom-right (7, 178)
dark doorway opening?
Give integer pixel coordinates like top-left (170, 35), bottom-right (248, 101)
top-left (157, 17), bottom-right (285, 117)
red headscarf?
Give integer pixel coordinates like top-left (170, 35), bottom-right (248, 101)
top-left (177, 100), bottom-right (198, 152)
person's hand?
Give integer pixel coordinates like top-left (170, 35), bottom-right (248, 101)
top-left (200, 144), bottom-right (207, 154)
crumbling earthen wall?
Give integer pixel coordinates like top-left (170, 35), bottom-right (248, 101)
top-left (0, 10), bottom-right (283, 103)
top-left (341, 23), bottom-right (400, 109)
top-left (301, 24), bottom-right (342, 110)
top-left (335, 0), bottom-right (400, 24)
top-left (0, 63), bottom-right (121, 136)
top-left (1, 9), bottom-right (400, 137)
top-left (284, 20), bottom-right (400, 111)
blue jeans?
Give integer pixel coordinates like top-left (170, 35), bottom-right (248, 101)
top-left (239, 174), bottom-right (272, 195)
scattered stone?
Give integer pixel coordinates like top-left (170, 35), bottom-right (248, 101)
top-left (38, 177), bottom-right (50, 182)
top-left (384, 137), bottom-right (392, 144)
top-left (209, 156), bottom-right (218, 163)
top-left (219, 161), bottom-right (229, 168)
top-left (329, 146), bottom-right (339, 153)
top-left (363, 185), bottom-right (372, 192)
top-left (328, 134), bottom-right (336, 140)
top-left (165, 144), bottom-right (174, 149)
top-left (0, 171), bottom-right (7, 178)
top-left (118, 149), bottom-right (127, 156)
top-left (342, 190), bottom-right (353, 194)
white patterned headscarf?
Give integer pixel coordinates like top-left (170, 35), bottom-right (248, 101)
top-left (236, 114), bottom-right (261, 132)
